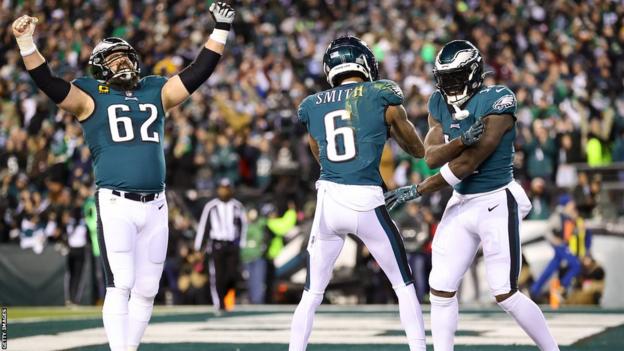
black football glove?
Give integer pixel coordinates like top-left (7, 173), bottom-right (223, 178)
top-left (460, 119), bottom-right (485, 146)
top-left (384, 184), bottom-right (421, 211)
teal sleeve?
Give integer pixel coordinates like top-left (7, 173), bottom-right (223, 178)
top-left (297, 96), bottom-right (312, 125)
top-left (481, 86), bottom-right (517, 117)
top-left (427, 90), bottom-right (443, 122)
top-left (71, 77), bottom-right (98, 95)
top-left (376, 80), bottom-right (404, 106)
top-left (144, 75), bottom-right (168, 89)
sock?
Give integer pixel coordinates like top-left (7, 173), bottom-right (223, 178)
top-left (289, 290), bottom-right (324, 351)
top-left (127, 292), bottom-right (155, 348)
top-left (102, 287), bottom-right (130, 351)
top-left (498, 292), bottom-right (560, 351)
top-left (394, 284), bottom-right (426, 351)
top-left (430, 293), bottom-right (459, 351)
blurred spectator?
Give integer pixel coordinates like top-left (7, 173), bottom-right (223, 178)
top-left (264, 202), bottom-right (297, 303)
top-left (241, 207), bottom-right (269, 304)
top-left (586, 118), bottom-right (612, 167)
top-left (523, 120), bottom-right (557, 181)
top-left (530, 195), bottom-right (589, 300)
top-left (527, 177), bottom-right (551, 220)
top-left (572, 172), bottom-right (595, 218)
top-left (395, 203), bottom-right (435, 302)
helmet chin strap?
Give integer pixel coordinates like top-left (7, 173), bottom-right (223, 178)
top-left (450, 103), bottom-right (470, 120)
top-left (445, 87), bottom-right (471, 120)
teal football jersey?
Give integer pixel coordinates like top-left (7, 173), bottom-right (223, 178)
top-left (298, 80), bottom-right (404, 186)
top-left (428, 85), bottom-right (517, 194)
top-left (73, 76), bottom-right (168, 193)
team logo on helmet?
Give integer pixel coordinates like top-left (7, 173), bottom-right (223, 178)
top-left (433, 40), bottom-right (484, 107)
top-left (89, 37), bottom-right (141, 90)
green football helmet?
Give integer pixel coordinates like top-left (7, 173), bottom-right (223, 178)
top-left (323, 36), bottom-right (379, 87)
top-left (89, 37), bottom-right (140, 89)
top-left (433, 40), bottom-right (484, 107)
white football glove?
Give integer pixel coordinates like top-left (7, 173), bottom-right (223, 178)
top-left (209, 2), bottom-right (235, 28)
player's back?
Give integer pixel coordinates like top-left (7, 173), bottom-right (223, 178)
top-left (298, 79), bottom-right (404, 187)
top-left (73, 75), bottom-right (168, 193)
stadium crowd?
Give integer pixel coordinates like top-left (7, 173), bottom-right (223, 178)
top-left (0, 0), bottom-right (622, 305)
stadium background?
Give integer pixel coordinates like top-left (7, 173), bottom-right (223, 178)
top-left (1, 0), bottom-right (624, 350)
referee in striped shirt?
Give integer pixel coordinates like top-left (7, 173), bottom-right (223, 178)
top-left (194, 179), bottom-right (247, 311)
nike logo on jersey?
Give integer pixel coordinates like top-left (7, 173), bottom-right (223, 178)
top-left (158, 204), bottom-right (164, 210)
top-left (488, 204), bottom-right (499, 212)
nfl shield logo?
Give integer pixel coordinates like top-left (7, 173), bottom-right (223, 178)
top-left (125, 91), bottom-right (133, 97)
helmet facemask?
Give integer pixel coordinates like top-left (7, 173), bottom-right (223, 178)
top-left (105, 51), bottom-right (140, 90)
top-left (433, 41), bottom-right (484, 109)
top-left (89, 38), bottom-right (141, 90)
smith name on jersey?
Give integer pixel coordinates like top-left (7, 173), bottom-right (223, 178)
top-left (429, 85), bottom-right (517, 194)
top-left (73, 76), bottom-right (167, 193)
top-left (298, 79), bottom-right (404, 186)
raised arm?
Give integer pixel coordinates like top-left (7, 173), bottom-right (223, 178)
top-left (386, 105), bottom-right (424, 158)
top-left (423, 114), bottom-right (484, 168)
top-left (12, 15), bottom-right (94, 120)
top-left (161, 2), bottom-right (235, 111)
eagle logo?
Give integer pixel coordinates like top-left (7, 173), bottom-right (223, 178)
top-left (492, 94), bottom-right (515, 111)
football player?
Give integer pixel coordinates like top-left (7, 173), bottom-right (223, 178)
top-left (385, 40), bottom-right (559, 351)
top-left (12, 3), bottom-right (235, 351)
top-left (289, 36), bottom-right (427, 351)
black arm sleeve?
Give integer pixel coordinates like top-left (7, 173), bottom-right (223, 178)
top-left (178, 47), bottom-right (222, 94)
top-left (27, 62), bottom-right (72, 104)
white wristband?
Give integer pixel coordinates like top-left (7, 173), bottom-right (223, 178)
top-left (209, 29), bottom-right (229, 45)
top-left (440, 163), bottom-right (461, 186)
top-left (16, 34), bottom-right (37, 56)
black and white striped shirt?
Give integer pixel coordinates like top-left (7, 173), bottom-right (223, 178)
top-left (194, 198), bottom-right (247, 252)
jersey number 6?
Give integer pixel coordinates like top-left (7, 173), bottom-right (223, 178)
top-left (324, 109), bottom-right (357, 162)
top-left (107, 104), bottom-right (159, 143)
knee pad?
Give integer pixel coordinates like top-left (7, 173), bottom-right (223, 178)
top-left (112, 268), bottom-right (135, 291)
top-left (129, 291), bottom-right (155, 323)
top-left (103, 287), bottom-right (130, 315)
top-left (132, 276), bottom-right (161, 298)
top-left (301, 290), bottom-right (324, 309)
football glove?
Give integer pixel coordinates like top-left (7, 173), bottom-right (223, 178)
top-left (460, 119), bottom-right (485, 146)
top-left (209, 2), bottom-right (235, 30)
top-left (384, 184), bottom-right (421, 211)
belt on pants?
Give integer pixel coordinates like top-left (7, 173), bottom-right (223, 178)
top-left (112, 190), bottom-right (160, 203)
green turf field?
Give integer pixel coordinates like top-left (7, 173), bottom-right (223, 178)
top-left (5, 305), bottom-right (624, 350)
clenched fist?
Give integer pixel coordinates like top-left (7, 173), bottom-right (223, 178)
top-left (12, 15), bottom-right (38, 37)
top-left (13, 15), bottom-right (39, 56)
